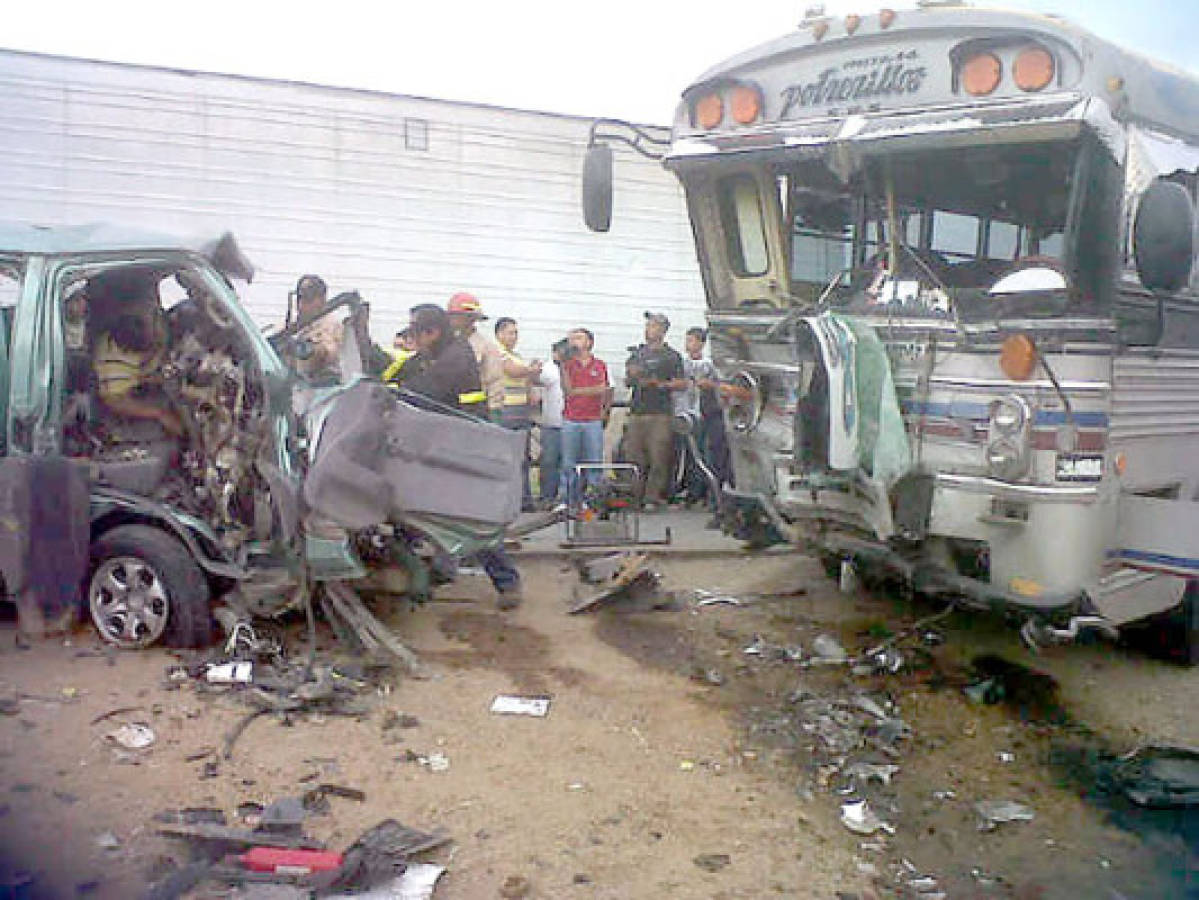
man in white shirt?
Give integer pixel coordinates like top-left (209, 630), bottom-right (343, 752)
top-left (535, 339), bottom-right (567, 506)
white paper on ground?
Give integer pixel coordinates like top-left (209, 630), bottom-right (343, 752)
top-left (489, 694), bottom-right (551, 717)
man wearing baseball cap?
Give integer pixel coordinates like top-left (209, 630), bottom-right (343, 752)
top-left (624, 312), bottom-right (686, 510)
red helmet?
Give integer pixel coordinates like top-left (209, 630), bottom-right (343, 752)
top-left (447, 292), bottom-right (487, 318)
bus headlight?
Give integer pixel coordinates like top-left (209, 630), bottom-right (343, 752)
top-left (990, 396), bottom-right (1027, 435)
top-left (986, 439), bottom-right (1025, 481)
top-left (986, 394), bottom-right (1031, 480)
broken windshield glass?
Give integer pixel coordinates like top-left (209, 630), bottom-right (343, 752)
top-left (781, 139), bottom-right (1106, 316)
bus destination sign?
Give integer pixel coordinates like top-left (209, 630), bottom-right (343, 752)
top-left (779, 50), bottom-right (928, 118)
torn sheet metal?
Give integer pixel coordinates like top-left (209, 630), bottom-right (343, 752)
top-left (840, 799), bottom-right (895, 835)
top-left (975, 799), bottom-right (1035, 831)
top-left (336, 865), bottom-right (446, 900)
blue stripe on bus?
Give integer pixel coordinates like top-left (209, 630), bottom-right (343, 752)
top-left (901, 400), bottom-right (1108, 429)
top-left (1108, 549), bottom-right (1199, 572)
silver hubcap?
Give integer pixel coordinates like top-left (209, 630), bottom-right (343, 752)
top-left (89, 557), bottom-right (170, 648)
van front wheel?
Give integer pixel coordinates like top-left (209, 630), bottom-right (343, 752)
top-left (88, 526), bottom-right (211, 649)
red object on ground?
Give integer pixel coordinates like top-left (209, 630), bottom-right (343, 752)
top-left (239, 847), bottom-right (343, 875)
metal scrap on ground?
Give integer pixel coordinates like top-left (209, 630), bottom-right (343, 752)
top-left (569, 552), bottom-right (661, 614)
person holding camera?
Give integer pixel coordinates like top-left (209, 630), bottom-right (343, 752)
top-left (561, 327), bottom-right (610, 505)
top-left (624, 312), bottom-right (686, 511)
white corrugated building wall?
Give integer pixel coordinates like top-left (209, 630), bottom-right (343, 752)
top-left (0, 49), bottom-right (705, 379)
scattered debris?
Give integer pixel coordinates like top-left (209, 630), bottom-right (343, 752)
top-left (156, 822), bottom-right (324, 850)
top-left (240, 847), bottom-right (343, 875)
top-left (577, 553), bottom-right (636, 584)
top-left (851, 695), bottom-right (888, 721)
top-left (322, 581), bottom-right (424, 674)
top-left (840, 800), bottom-right (894, 835)
top-left (94, 831), bottom-right (121, 852)
top-left (838, 559), bottom-right (858, 594)
top-left (695, 594), bottom-right (742, 607)
top-left (843, 762), bottom-right (900, 786)
top-left (691, 667), bottom-right (725, 686)
top-left (569, 553), bottom-right (661, 614)
top-left (490, 695), bottom-right (551, 717)
top-left (863, 646), bottom-right (905, 674)
top-left (1114, 744), bottom-right (1199, 808)
top-left (997, 751), bottom-right (1015, 764)
top-left (692, 853), bottom-right (731, 873)
top-left (420, 753), bottom-right (450, 773)
top-left (89, 705), bottom-right (143, 726)
top-left (259, 796), bottom-right (308, 831)
top-left (107, 722), bottom-right (156, 751)
top-left (380, 710), bottom-right (421, 731)
top-left (333, 819), bottom-right (451, 892)
top-left (810, 634), bottom-right (849, 664)
top-left (975, 799), bottom-right (1036, 831)
top-left (332, 865), bottom-right (446, 900)
top-left (499, 874), bottom-right (532, 898)
top-left (206, 661), bottom-right (254, 684)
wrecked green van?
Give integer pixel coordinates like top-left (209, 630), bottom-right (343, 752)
top-left (0, 224), bottom-right (522, 648)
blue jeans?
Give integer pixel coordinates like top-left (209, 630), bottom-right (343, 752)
top-left (539, 426), bottom-right (562, 503)
top-left (561, 419), bottom-right (605, 505)
top-left (477, 547), bottom-right (521, 594)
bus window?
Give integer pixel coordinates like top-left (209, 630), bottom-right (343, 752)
top-left (988, 221), bottom-right (1020, 260)
top-left (791, 191), bottom-right (852, 285)
top-left (932, 211), bottom-right (980, 260)
top-left (717, 175), bottom-right (770, 277)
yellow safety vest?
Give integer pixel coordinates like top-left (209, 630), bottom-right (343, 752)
top-left (498, 348), bottom-right (530, 409)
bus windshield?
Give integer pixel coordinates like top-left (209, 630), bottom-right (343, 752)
top-left (783, 139), bottom-right (1091, 314)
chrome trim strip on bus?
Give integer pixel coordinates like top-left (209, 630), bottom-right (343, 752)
top-left (905, 375), bottom-right (1111, 395)
top-left (707, 311), bottom-right (1117, 337)
top-left (934, 472), bottom-right (1099, 503)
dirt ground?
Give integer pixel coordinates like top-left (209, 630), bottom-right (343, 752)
top-left (0, 545), bottom-right (1196, 898)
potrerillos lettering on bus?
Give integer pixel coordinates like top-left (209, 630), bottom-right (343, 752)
top-left (780, 52), bottom-right (927, 117)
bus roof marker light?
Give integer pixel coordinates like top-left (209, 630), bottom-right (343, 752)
top-left (730, 85), bottom-right (763, 125)
top-left (695, 93), bottom-right (724, 130)
top-left (811, 20), bottom-right (830, 40)
top-left (961, 52), bottom-right (1002, 96)
top-left (879, 9), bottom-right (896, 28)
top-left (1013, 45), bottom-right (1055, 91)
top-left (845, 14), bottom-right (861, 34)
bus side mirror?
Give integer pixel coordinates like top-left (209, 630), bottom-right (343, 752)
top-left (582, 143), bottom-right (614, 233)
top-left (1134, 179), bottom-right (1195, 293)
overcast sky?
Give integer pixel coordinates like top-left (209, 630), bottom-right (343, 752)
top-left (5, 0), bottom-right (1195, 124)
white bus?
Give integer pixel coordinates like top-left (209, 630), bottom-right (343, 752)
top-left (584, 6), bottom-right (1199, 655)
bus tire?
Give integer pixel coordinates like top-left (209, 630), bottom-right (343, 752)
top-left (1179, 582), bottom-right (1199, 667)
top-left (88, 525), bottom-right (212, 649)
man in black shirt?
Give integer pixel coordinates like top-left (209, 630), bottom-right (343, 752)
top-left (624, 311), bottom-right (686, 510)
top-left (395, 304), bottom-right (522, 608)
top-left (398, 305), bottom-right (488, 417)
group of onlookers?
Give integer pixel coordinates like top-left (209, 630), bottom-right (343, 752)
top-left (396, 298), bottom-right (731, 515)
top-left (289, 277), bottom-right (731, 518)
